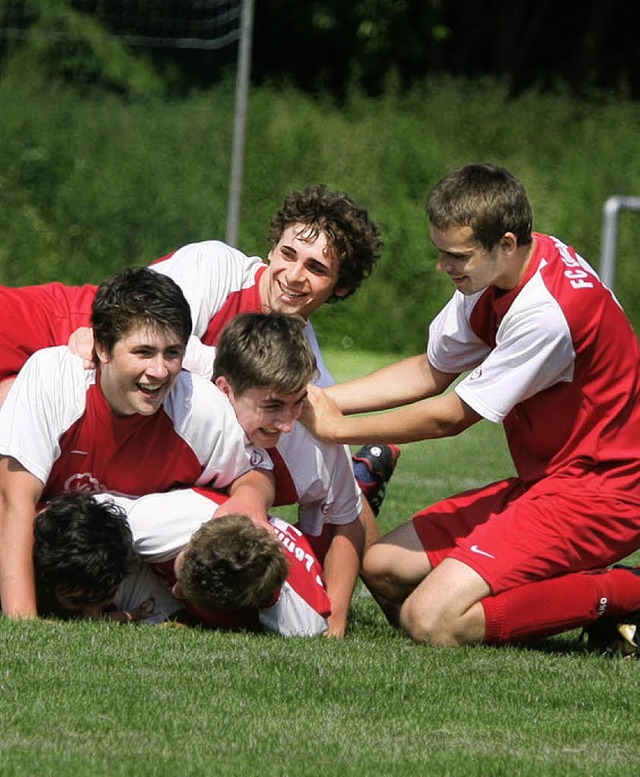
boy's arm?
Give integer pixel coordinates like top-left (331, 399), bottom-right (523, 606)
top-left (217, 468), bottom-right (276, 531)
top-left (0, 457), bottom-right (45, 618)
top-left (324, 354), bottom-right (457, 414)
top-left (302, 384), bottom-right (481, 446)
top-left (321, 518), bottom-right (365, 638)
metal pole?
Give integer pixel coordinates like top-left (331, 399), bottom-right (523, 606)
top-left (599, 195), bottom-right (640, 290)
top-left (225, 0), bottom-right (254, 247)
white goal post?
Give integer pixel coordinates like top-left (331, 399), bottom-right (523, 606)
top-left (1, 0), bottom-right (254, 247)
top-left (599, 195), bottom-right (640, 290)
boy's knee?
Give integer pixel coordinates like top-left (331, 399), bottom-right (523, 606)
top-left (362, 544), bottom-right (404, 601)
top-left (399, 597), bottom-right (448, 645)
top-left (399, 595), bottom-right (483, 647)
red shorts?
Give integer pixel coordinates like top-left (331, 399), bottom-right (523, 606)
top-left (0, 283), bottom-right (96, 381)
top-left (413, 476), bottom-right (640, 594)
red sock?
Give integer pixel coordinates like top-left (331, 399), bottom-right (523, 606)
top-left (482, 567), bottom-right (640, 645)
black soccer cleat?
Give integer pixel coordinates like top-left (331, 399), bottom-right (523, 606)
top-left (351, 444), bottom-right (401, 516)
top-left (582, 565), bottom-right (640, 658)
top-left (583, 613), bottom-right (640, 658)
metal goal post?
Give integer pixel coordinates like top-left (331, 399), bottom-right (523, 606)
top-left (599, 195), bottom-right (640, 290)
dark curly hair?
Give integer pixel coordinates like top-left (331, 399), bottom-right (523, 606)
top-left (267, 183), bottom-right (383, 301)
top-left (34, 493), bottom-right (136, 614)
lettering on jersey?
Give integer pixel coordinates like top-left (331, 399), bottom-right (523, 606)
top-left (273, 525), bottom-right (322, 576)
top-left (551, 237), bottom-right (594, 290)
top-left (64, 472), bottom-right (103, 494)
top-left (597, 596), bottom-right (608, 617)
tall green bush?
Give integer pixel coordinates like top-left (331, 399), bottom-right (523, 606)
top-left (1, 64), bottom-right (639, 354)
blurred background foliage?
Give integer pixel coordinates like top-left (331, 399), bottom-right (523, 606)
top-left (1, 0), bottom-right (639, 354)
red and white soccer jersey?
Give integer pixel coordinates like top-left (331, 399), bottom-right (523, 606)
top-left (414, 233), bottom-right (640, 592)
top-left (102, 488), bottom-right (331, 637)
top-left (428, 232), bottom-right (640, 491)
top-left (114, 559), bottom-right (184, 624)
top-left (0, 282), bottom-right (96, 381)
top-left (152, 241), bottom-right (335, 385)
top-left (0, 346), bottom-right (271, 501)
top-left (270, 422), bottom-right (362, 536)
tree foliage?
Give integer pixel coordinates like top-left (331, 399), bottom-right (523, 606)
top-left (2, 0), bottom-right (638, 99)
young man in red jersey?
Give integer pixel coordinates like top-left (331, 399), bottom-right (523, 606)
top-left (0, 268), bottom-right (274, 619)
top-left (0, 184), bottom-right (400, 530)
top-left (302, 163), bottom-right (640, 655)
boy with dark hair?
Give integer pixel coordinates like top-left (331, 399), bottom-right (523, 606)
top-left (0, 184), bottom-right (399, 523)
top-left (0, 267), bottom-right (274, 619)
top-left (34, 493), bottom-right (137, 620)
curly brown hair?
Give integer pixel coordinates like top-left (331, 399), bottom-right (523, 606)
top-left (267, 184), bottom-right (383, 301)
top-left (180, 514), bottom-right (288, 612)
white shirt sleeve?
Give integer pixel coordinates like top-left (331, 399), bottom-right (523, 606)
top-left (0, 347), bottom-right (89, 483)
top-left (151, 241), bottom-right (264, 338)
top-left (165, 373), bottom-right (273, 489)
top-left (427, 291), bottom-right (491, 375)
top-left (455, 277), bottom-right (576, 422)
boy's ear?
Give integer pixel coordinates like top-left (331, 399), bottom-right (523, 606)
top-left (215, 375), bottom-right (232, 397)
top-left (171, 581), bottom-right (186, 600)
top-left (94, 342), bottom-right (110, 365)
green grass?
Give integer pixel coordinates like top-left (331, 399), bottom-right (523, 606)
top-left (1, 349), bottom-right (640, 776)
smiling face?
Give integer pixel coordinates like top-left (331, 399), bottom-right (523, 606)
top-left (215, 375), bottom-right (307, 449)
top-left (430, 223), bottom-right (525, 295)
top-left (96, 323), bottom-right (185, 417)
top-left (261, 223), bottom-right (347, 319)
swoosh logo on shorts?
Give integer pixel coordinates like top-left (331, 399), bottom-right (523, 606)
top-left (470, 544), bottom-right (496, 559)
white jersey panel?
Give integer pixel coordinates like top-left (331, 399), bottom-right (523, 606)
top-left (103, 489), bottom-right (218, 563)
top-left (115, 559), bottom-right (183, 623)
top-left (164, 373), bottom-right (272, 488)
top-left (259, 582), bottom-right (328, 637)
top-left (428, 290), bottom-right (491, 375)
top-left (304, 321), bottom-right (335, 388)
top-left (277, 423), bottom-right (362, 536)
top-left (152, 241), bottom-right (263, 338)
top-left (0, 347), bottom-right (91, 483)
top-left (455, 270), bottom-right (576, 423)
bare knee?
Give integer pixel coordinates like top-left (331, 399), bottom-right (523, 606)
top-left (362, 543), bottom-right (414, 604)
top-left (399, 597), bottom-right (457, 646)
top-left (399, 595), bottom-right (485, 647)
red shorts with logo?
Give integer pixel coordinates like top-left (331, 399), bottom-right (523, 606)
top-left (412, 476), bottom-right (640, 594)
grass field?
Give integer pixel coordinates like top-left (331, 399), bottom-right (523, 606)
top-left (1, 349), bottom-right (639, 776)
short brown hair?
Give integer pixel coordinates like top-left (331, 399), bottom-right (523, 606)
top-left (426, 163), bottom-right (533, 250)
top-left (212, 312), bottom-right (318, 396)
top-left (91, 267), bottom-right (192, 355)
top-left (180, 514), bottom-right (288, 611)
